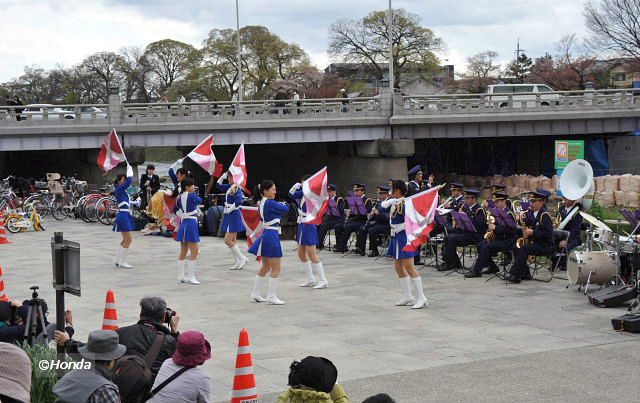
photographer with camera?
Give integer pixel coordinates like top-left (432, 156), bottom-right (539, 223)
top-left (0, 300), bottom-right (24, 343)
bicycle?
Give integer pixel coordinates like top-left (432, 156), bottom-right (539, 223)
top-left (5, 200), bottom-right (46, 233)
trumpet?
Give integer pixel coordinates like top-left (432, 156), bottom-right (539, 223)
top-left (438, 195), bottom-right (453, 209)
top-left (484, 212), bottom-right (496, 241)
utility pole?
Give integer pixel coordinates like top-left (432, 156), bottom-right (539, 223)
top-left (236, 0), bottom-right (243, 101)
top-left (388, 0), bottom-right (394, 91)
top-left (515, 38), bottom-right (525, 83)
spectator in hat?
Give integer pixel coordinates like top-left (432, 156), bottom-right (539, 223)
top-left (147, 330), bottom-right (212, 403)
top-left (362, 394), bottom-right (396, 403)
top-left (0, 342), bottom-right (32, 403)
top-left (0, 300), bottom-right (25, 344)
top-left (278, 356), bottom-right (349, 403)
top-left (53, 330), bottom-right (126, 403)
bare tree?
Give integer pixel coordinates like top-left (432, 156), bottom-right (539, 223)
top-left (555, 33), bottom-right (597, 89)
top-left (80, 52), bottom-right (125, 102)
top-left (452, 51), bottom-right (501, 93)
top-left (584, 0), bottom-right (640, 59)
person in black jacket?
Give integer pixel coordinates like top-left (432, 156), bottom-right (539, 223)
top-left (356, 186), bottom-right (391, 257)
top-left (552, 197), bottom-right (583, 271)
top-left (140, 164), bottom-right (161, 210)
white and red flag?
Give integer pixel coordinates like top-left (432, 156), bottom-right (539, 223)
top-left (97, 128), bottom-right (127, 174)
top-left (402, 186), bottom-right (440, 252)
top-left (301, 167), bottom-right (329, 225)
top-left (241, 206), bottom-right (263, 259)
top-left (187, 134), bottom-right (223, 177)
top-left (229, 142), bottom-right (249, 193)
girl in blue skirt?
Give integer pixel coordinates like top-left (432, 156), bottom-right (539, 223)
top-left (289, 176), bottom-right (328, 289)
top-left (249, 180), bottom-right (290, 305)
top-left (175, 178), bottom-right (203, 285)
top-left (113, 165), bottom-right (135, 269)
top-left (216, 172), bottom-right (248, 270)
top-left (381, 180), bottom-right (428, 309)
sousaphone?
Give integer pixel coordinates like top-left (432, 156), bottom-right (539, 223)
top-left (558, 159), bottom-right (595, 230)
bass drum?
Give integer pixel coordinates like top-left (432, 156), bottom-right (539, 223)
top-left (567, 251), bottom-right (617, 285)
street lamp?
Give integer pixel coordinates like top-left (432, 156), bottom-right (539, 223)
top-left (236, 0), bottom-right (243, 102)
top-left (388, 0), bottom-right (394, 91)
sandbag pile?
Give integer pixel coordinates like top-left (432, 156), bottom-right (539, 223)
top-left (595, 174), bottom-right (640, 208)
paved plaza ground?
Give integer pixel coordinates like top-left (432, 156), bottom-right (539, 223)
top-left (1, 219), bottom-right (639, 402)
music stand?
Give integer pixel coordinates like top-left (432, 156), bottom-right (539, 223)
top-left (422, 212), bottom-right (448, 269)
top-left (484, 208), bottom-right (514, 284)
top-left (446, 212), bottom-right (477, 276)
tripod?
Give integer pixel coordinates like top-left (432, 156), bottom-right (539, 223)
top-left (22, 286), bottom-right (49, 346)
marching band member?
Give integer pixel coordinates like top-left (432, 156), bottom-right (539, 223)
top-left (249, 180), bottom-right (290, 305)
top-left (357, 186), bottom-right (391, 257)
top-left (113, 164), bottom-right (135, 269)
top-left (317, 184), bottom-right (344, 250)
top-left (382, 180), bottom-right (428, 309)
top-left (290, 176), bottom-right (328, 289)
top-left (507, 190), bottom-right (554, 283)
top-left (333, 184), bottom-right (373, 253)
top-left (216, 172), bottom-right (249, 270)
top-left (465, 191), bottom-right (516, 278)
top-left (407, 165), bottom-right (423, 196)
top-left (439, 189), bottom-right (487, 272)
top-left (552, 197), bottom-right (583, 271)
top-left (175, 178), bottom-right (203, 285)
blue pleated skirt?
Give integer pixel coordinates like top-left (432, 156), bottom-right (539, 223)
top-left (297, 223), bottom-right (318, 246)
top-left (175, 219), bottom-right (200, 243)
top-left (386, 230), bottom-right (418, 260)
top-left (248, 229), bottom-right (282, 258)
top-left (112, 212), bottom-right (135, 232)
top-left (221, 210), bottom-right (245, 233)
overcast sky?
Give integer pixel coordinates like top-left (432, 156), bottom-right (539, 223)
top-left (0, 0), bottom-right (590, 83)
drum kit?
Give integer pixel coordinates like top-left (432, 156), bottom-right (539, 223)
top-left (559, 160), bottom-right (639, 294)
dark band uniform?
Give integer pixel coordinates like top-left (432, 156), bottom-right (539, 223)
top-left (552, 202), bottom-right (583, 270)
top-left (356, 186), bottom-right (391, 256)
top-left (507, 190), bottom-right (554, 283)
top-left (431, 183), bottom-right (465, 238)
top-left (140, 172), bottom-right (161, 209)
top-left (317, 184), bottom-right (345, 248)
top-left (440, 189), bottom-right (487, 271)
top-left (334, 184), bottom-right (373, 252)
top-left (407, 165), bottom-right (423, 196)
top-left (468, 192), bottom-right (517, 276)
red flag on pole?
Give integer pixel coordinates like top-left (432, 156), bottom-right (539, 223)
top-left (402, 187), bottom-right (440, 252)
top-left (97, 128), bottom-right (127, 174)
top-left (241, 206), bottom-right (263, 260)
top-left (301, 167), bottom-right (329, 225)
top-left (187, 134), bottom-right (223, 176)
top-left (229, 142), bottom-right (249, 193)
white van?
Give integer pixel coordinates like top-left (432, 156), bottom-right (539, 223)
top-left (486, 84), bottom-right (560, 108)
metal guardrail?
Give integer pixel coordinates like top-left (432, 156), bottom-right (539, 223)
top-left (400, 89), bottom-right (640, 115)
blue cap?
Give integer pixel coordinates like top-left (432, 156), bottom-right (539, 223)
top-left (450, 182), bottom-right (464, 190)
top-left (464, 189), bottom-right (480, 197)
top-left (327, 184), bottom-right (337, 191)
top-left (530, 189), bottom-right (551, 201)
top-left (408, 165), bottom-right (423, 176)
top-left (377, 185), bottom-right (390, 192)
top-left (492, 191), bottom-right (509, 200)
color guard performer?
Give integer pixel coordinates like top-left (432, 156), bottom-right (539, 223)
top-left (506, 190), bottom-right (554, 283)
top-left (289, 177), bottom-right (328, 289)
top-left (249, 180), bottom-right (291, 305)
top-left (317, 184), bottom-right (344, 249)
top-left (381, 180), bottom-right (428, 309)
top-left (465, 191), bottom-right (517, 278)
top-left (357, 186), bottom-right (391, 257)
top-left (175, 178), bottom-right (203, 284)
top-left (333, 184), bottom-right (373, 253)
top-left (439, 189), bottom-right (487, 271)
top-left (168, 159), bottom-right (188, 196)
top-left (112, 164), bottom-right (135, 269)
top-left (216, 172), bottom-right (249, 270)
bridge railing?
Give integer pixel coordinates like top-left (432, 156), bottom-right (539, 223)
top-left (399, 89), bottom-right (640, 115)
top-left (0, 97), bottom-right (383, 126)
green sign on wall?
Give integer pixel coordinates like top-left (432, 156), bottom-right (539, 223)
top-left (554, 140), bottom-right (585, 169)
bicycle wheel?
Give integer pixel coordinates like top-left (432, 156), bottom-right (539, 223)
top-left (50, 196), bottom-right (67, 221)
top-left (84, 197), bottom-right (100, 222)
top-left (77, 196), bottom-right (92, 223)
top-left (96, 197), bottom-right (117, 225)
top-left (5, 217), bottom-right (21, 233)
top-left (36, 195), bottom-right (50, 218)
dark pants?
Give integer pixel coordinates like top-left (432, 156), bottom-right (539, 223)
top-left (335, 220), bottom-right (366, 251)
top-left (509, 243), bottom-right (553, 279)
top-left (356, 223), bottom-right (390, 251)
top-left (472, 239), bottom-right (514, 273)
top-left (317, 216), bottom-right (344, 248)
top-left (443, 233), bottom-right (482, 268)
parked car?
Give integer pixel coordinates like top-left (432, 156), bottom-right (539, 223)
top-left (76, 106), bottom-right (108, 119)
top-left (485, 84), bottom-right (560, 108)
top-left (21, 104), bottom-right (76, 120)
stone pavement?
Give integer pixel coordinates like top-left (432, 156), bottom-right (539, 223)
top-left (1, 219), bottom-right (638, 402)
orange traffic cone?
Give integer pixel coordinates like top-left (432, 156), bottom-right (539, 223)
top-left (102, 290), bottom-right (118, 330)
top-left (231, 328), bottom-right (258, 403)
top-left (0, 266), bottom-right (8, 301)
top-left (0, 212), bottom-right (11, 244)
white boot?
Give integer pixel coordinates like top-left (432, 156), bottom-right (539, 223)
top-left (411, 276), bottom-right (428, 309)
top-left (395, 277), bottom-right (415, 306)
top-left (299, 261), bottom-right (316, 287)
top-left (231, 245), bottom-right (248, 270)
top-left (177, 260), bottom-right (186, 283)
top-left (250, 275), bottom-right (266, 302)
top-left (312, 262), bottom-right (328, 289)
top-left (186, 260), bottom-right (200, 285)
top-left (228, 246), bottom-right (240, 270)
top-left (266, 277), bottom-right (285, 305)
top-left (113, 248), bottom-right (123, 267)
top-left (119, 247), bottom-right (133, 269)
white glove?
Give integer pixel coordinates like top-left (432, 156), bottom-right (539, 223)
top-left (221, 172), bottom-right (228, 180)
top-left (170, 158), bottom-right (184, 170)
top-left (289, 183), bottom-right (302, 194)
top-left (381, 198), bottom-right (401, 209)
top-left (217, 173), bottom-right (227, 185)
top-left (126, 164), bottom-right (133, 178)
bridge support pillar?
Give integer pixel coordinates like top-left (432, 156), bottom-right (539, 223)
top-left (108, 86), bottom-right (122, 126)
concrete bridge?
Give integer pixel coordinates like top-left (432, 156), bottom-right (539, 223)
top-left (1, 88), bottom-right (640, 151)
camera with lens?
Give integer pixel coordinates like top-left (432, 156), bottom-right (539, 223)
top-left (164, 308), bottom-right (176, 324)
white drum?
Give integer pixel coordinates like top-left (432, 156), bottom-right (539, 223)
top-left (592, 228), bottom-right (615, 246)
top-left (618, 236), bottom-right (639, 254)
top-left (567, 251), bottom-right (618, 285)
